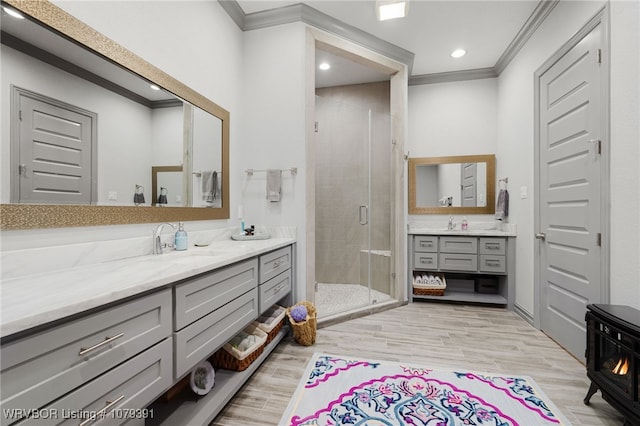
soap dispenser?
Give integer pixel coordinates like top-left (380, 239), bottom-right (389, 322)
top-left (175, 222), bottom-right (188, 251)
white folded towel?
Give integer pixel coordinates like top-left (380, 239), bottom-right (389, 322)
top-left (266, 169), bottom-right (282, 202)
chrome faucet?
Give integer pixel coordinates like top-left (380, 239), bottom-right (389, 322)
top-left (153, 223), bottom-right (176, 255)
top-left (448, 216), bottom-right (455, 230)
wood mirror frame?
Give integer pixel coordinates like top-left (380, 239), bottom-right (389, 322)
top-left (408, 154), bottom-right (496, 215)
top-left (0, 0), bottom-right (230, 230)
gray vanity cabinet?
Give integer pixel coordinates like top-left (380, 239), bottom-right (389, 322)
top-left (173, 259), bottom-right (259, 378)
top-left (1, 242), bottom-right (295, 426)
top-left (410, 235), bottom-right (514, 309)
top-left (1, 289), bottom-right (172, 425)
top-left (258, 246), bottom-right (292, 314)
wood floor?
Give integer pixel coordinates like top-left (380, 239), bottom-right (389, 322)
top-left (211, 302), bottom-right (625, 425)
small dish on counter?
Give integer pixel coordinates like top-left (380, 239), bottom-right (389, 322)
top-left (231, 233), bottom-right (271, 241)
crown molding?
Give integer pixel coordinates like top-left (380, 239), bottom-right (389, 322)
top-left (494, 0), bottom-right (559, 75)
top-left (218, 0), bottom-right (245, 29)
top-left (222, 1), bottom-right (414, 73)
top-left (408, 68), bottom-right (497, 86)
top-left (220, 0), bottom-right (557, 86)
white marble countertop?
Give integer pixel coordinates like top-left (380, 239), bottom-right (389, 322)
top-left (0, 237), bottom-right (295, 339)
top-left (408, 222), bottom-right (517, 237)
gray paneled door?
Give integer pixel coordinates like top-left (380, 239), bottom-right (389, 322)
top-left (536, 20), bottom-right (605, 360)
top-left (461, 162), bottom-right (477, 207)
top-left (13, 87), bottom-right (96, 204)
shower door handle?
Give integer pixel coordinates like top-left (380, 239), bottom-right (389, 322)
top-left (359, 205), bottom-right (369, 225)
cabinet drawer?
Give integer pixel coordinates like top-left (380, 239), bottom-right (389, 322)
top-left (439, 237), bottom-right (477, 254)
top-left (15, 338), bottom-right (172, 426)
top-left (413, 252), bottom-right (438, 270)
top-left (439, 253), bottom-right (478, 272)
top-left (174, 288), bottom-right (258, 378)
top-left (259, 246), bottom-right (291, 284)
top-left (1, 290), bottom-right (171, 424)
top-left (414, 236), bottom-right (437, 253)
top-left (479, 238), bottom-right (506, 255)
top-left (479, 255), bottom-right (506, 273)
top-left (259, 270), bottom-right (291, 314)
top-left (174, 259), bottom-right (258, 330)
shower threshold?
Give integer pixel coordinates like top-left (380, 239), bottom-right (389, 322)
top-left (315, 283), bottom-right (399, 327)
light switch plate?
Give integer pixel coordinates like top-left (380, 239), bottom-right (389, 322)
top-left (520, 186), bottom-right (527, 199)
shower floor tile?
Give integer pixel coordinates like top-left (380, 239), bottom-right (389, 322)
top-left (315, 283), bottom-right (394, 318)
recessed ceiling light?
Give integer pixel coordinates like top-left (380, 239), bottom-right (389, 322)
top-left (451, 49), bottom-right (467, 59)
top-left (150, 84), bottom-right (160, 91)
top-left (318, 62), bottom-right (331, 71)
top-left (2, 6), bottom-right (25, 19)
top-left (377, 1), bottom-right (407, 21)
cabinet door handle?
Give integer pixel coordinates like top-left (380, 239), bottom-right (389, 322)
top-left (78, 394), bottom-right (125, 426)
top-left (79, 332), bottom-right (124, 356)
top-left (535, 232), bottom-right (546, 241)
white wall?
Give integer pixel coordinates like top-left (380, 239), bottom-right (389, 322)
top-left (497, 0), bottom-right (640, 313)
top-left (239, 22), bottom-right (307, 299)
top-left (609, 0), bottom-right (640, 308)
top-left (408, 79), bottom-right (498, 157)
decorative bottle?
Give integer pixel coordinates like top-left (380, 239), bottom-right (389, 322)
top-left (175, 222), bottom-right (188, 251)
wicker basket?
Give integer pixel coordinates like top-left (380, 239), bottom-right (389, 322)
top-left (210, 325), bottom-right (267, 371)
top-left (287, 301), bottom-right (317, 346)
top-left (253, 305), bottom-right (286, 344)
top-left (413, 272), bottom-right (446, 296)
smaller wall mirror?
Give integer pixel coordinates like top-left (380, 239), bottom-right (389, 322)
top-left (409, 154), bottom-right (496, 215)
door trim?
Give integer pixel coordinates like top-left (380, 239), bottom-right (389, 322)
top-left (10, 85), bottom-right (98, 204)
top-left (533, 6), bottom-right (610, 329)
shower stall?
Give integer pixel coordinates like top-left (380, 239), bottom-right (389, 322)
top-left (314, 89), bottom-right (395, 320)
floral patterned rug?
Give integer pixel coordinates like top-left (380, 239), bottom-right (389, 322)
top-left (280, 353), bottom-right (571, 426)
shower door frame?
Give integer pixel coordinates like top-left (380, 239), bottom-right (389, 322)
top-left (305, 27), bottom-right (408, 313)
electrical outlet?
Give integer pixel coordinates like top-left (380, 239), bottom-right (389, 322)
top-left (108, 191), bottom-right (117, 201)
top-left (176, 195), bottom-right (182, 203)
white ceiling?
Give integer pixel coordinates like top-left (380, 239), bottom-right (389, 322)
top-left (237, 0), bottom-right (540, 87)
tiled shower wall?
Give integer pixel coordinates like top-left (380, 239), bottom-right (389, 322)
top-left (315, 81), bottom-right (391, 286)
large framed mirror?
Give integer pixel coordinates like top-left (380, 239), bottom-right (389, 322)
top-left (408, 154), bottom-right (496, 215)
top-left (0, 0), bottom-right (229, 229)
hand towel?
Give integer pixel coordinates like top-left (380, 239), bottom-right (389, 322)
top-left (266, 169), bottom-right (282, 202)
top-left (495, 189), bottom-right (509, 220)
top-left (212, 171), bottom-right (218, 201)
top-left (201, 171), bottom-right (214, 202)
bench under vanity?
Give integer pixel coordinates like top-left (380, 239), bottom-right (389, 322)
top-left (0, 237), bottom-right (295, 426)
top-left (408, 223), bottom-right (516, 309)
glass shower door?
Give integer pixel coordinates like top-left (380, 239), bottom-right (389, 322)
top-left (314, 96), bottom-right (392, 319)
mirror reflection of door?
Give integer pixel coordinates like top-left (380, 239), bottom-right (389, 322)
top-left (12, 87), bottom-right (97, 204)
top-left (460, 162), bottom-right (477, 207)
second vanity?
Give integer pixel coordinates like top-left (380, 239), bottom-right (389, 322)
top-left (408, 222), bottom-right (516, 309)
top-left (0, 233), bottom-right (295, 426)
